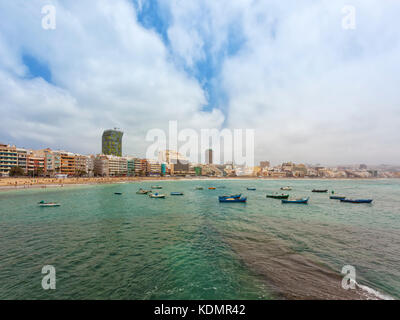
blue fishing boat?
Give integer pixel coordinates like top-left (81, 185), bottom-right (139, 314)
top-left (218, 194), bottom-right (241, 200)
top-left (340, 199), bottom-right (373, 204)
top-left (282, 197), bottom-right (309, 204)
top-left (330, 195), bottom-right (346, 200)
top-left (247, 187), bottom-right (256, 191)
top-left (219, 197), bottom-right (247, 203)
top-left (170, 192), bottom-right (184, 196)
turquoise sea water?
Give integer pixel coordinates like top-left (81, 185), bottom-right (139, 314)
top-left (0, 179), bottom-right (399, 299)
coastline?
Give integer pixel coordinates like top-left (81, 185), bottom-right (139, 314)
top-left (0, 176), bottom-right (396, 192)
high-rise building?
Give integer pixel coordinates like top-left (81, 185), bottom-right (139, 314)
top-left (205, 149), bottom-right (213, 164)
top-left (102, 128), bottom-right (123, 156)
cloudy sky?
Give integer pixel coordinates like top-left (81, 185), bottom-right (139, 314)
top-left (0, 0), bottom-right (399, 165)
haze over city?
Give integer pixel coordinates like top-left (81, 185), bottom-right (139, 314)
top-left (0, 0), bottom-right (399, 165)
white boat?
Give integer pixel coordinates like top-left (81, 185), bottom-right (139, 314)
top-left (280, 186), bottom-right (292, 191)
top-left (149, 193), bottom-right (166, 198)
top-left (38, 201), bottom-right (60, 207)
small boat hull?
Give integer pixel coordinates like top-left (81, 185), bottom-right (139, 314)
top-left (149, 193), bottom-right (166, 198)
top-left (219, 194), bottom-right (241, 200)
top-left (312, 189), bottom-right (328, 193)
top-left (38, 203), bottom-right (60, 207)
top-left (151, 186), bottom-right (162, 189)
top-left (208, 187), bottom-right (216, 190)
top-left (281, 187), bottom-right (292, 191)
top-left (247, 188), bottom-right (256, 191)
top-left (282, 197), bottom-right (309, 204)
top-left (170, 192), bottom-right (184, 196)
top-left (340, 199), bottom-right (373, 204)
top-left (219, 197), bottom-right (247, 203)
top-left (136, 190), bottom-right (151, 194)
top-left (330, 196), bottom-right (346, 200)
top-left (267, 194), bottom-right (289, 199)
top-left (114, 192), bottom-right (123, 195)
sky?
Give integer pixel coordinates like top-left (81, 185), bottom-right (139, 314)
top-left (0, 0), bottom-right (399, 166)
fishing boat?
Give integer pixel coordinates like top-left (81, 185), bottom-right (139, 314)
top-left (208, 187), bottom-right (216, 190)
top-left (218, 194), bottom-right (241, 200)
top-left (136, 188), bottom-right (151, 194)
top-left (149, 193), bottom-right (166, 198)
top-left (312, 189), bottom-right (328, 193)
top-left (38, 201), bottom-right (60, 207)
top-left (170, 192), bottom-right (184, 196)
top-left (330, 195), bottom-right (346, 200)
top-left (219, 197), bottom-right (247, 203)
top-left (282, 197), bottom-right (309, 204)
top-left (195, 187), bottom-right (204, 190)
top-left (340, 199), bottom-right (373, 204)
top-left (151, 186), bottom-right (162, 189)
top-left (280, 186), bottom-right (292, 191)
top-left (247, 187), bottom-right (256, 191)
top-left (114, 192), bottom-right (123, 195)
top-left (267, 194), bottom-right (289, 199)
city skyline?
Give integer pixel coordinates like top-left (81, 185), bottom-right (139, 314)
top-left (0, 1), bottom-right (399, 165)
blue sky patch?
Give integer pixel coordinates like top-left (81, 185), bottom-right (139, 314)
top-left (22, 53), bottom-right (52, 83)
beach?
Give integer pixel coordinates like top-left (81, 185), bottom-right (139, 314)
top-left (0, 176), bottom-right (392, 192)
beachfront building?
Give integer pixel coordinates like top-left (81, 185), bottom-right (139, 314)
top-left (26, 154), bottom-right (45, 176)
top-left (59, 152), bottom-right (76, 176)
top-left (133, 158), bottom-right (148, 176)
top-left (147, 159), bottom-right (161, 176)
top-left (75, 154), bottom-right (92, 176)
top-left (94, 155), bottom-right (127, 177)
top-left (158, 150), bottom-right (187, 164)
top-left (127, 157), bottom-right (136, 176)
top-left (94, 155), bottom-right (109, 176)
top-left (0, 144), bottom-right (18, 176)
top-left (16, 148), bottom-right (28, 174)
top-left (102, 128), bottom-right (123, 157)
top-left (32, 148), bottom-right (55, 176)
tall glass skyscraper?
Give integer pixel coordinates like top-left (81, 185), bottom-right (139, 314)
top-left (102, 129), bottom-right (123, 156)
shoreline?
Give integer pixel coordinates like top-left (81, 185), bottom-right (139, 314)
top-left (0, 176), bottom-right (397, 192)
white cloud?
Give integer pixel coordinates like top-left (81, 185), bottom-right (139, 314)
top-left (0, 0), bottom-right (224, 156)
top-left (1, 0), bottom-right (399, 165)
top-left (162, 0), bottom-right (400, 165)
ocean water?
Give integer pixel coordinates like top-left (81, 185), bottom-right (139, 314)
top-left (0, 179), bottom-right (399, 299)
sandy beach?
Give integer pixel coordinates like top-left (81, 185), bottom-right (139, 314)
top-left (0, 176), bottom-right (394, 192)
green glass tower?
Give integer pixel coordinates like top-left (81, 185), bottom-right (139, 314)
top-left (102, 129), bottom-right (123, 156)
